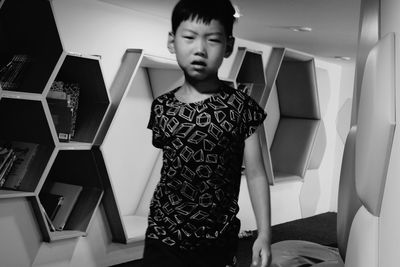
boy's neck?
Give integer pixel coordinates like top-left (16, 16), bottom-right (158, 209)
top-left (182, 75), bottom-right (222, 95)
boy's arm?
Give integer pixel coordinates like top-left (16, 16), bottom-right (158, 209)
top-left (244, 129), bottom-right (272, 267)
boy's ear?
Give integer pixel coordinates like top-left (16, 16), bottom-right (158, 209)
top-left (167, 32), bottom-right (176, 54)
top-left (224, 36), bottom-right (235, 58)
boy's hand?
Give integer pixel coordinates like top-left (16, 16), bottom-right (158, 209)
top-left (251, 235), bottom-right (271, 267)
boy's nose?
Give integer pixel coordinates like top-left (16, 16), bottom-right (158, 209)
top-left (194, 40), bottom-right (207, 57)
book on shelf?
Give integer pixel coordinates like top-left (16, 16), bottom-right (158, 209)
top-left (0, 54), bottom-right (32, 90)
top-left (49, 81), bottom-right (80, 141)
top-left (0, 146), bottom-right (14, 172)
top-left (47, 90), bottom-right (67, 100)
top-left (2, 141), bottom-right (39, 190)
top-left (48, 182), bottom-right (83, 231)
top-left (40, 203), bottom-right (57, 232)
top-left (39, 192), bottom-right (64, 222)
top-left (0, 152), bottom-right (17, 188)
top-left (47, 97), bottom-right (73, 142)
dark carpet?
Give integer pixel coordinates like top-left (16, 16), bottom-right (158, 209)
top-left (112, 212), bottom-right (337, 267)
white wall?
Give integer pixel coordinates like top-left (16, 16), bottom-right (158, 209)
top-left (377, 1), bottom-right (400, 266)
top-left (237, 56), bottom-right (351, 229)
top-left (329, 62), bottom-right (356, 211)
top-left (51, 0), bottom-right (174, 88)
top-left (0, 0), bottom-right (354, 265)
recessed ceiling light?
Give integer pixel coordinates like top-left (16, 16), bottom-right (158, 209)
top-left (288, 26), bottom-right (313, 32)
top-left (233, 4), bottom-right (242, 18)
top-left (333, 56), bottom-right (351, 61)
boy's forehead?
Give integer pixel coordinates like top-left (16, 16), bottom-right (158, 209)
top-left (177, 18), bottom-right (226, 34)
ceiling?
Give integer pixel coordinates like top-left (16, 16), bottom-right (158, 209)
top-left (101, 0), bottom-right (362, 62)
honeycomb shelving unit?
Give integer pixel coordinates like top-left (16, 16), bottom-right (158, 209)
top-left (263, 48), bottom-right (321, 184)
top-left (228, 46), bottom-right (321, 184)
top-left (226, 46), bottom-right (275, 185)
top-left (0, 0), bottom-right (110, 242)
top-left (228, 47), bottom-right (268, 103)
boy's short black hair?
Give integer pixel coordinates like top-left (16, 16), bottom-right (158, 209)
top-left (171, 0), bottom-right (237, 37)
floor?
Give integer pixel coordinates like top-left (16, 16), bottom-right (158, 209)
top-left (112, 212), bottom-right (337, 267)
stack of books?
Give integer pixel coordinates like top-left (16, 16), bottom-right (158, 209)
top-left (48, 81), bottom-right (80, 142)
top-left (0, 141), bottom-right (38, 189)
top-left (0, 146), bottom-right (17, 187)
top-left (0, 54), bottom-right (32, 90)
top-left (39, 182), bottom-right (83, 231)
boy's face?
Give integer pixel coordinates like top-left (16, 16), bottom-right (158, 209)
top-left (168, 18), bottom-right (234, 81)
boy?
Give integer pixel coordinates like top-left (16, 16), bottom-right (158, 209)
top-left (144, 0), bottom-right (271, 266)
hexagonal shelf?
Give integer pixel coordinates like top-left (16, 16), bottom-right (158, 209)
top-left (227, 46), bottom-right (275, 184)
top-left (31, 149), bottom-right (104, 242)
top-left (0, 0), bottom-right (63, 94)
top-left (0, 0), bottom-right (109, 242)
top-left (264, 48), bottom-right (321, 183)
top-left (98, 49), bottom-right (183, 243)
top-left (45, 52), bottom-right (109, 145)
top-left (0, 97), bottom-right (55, 198)
top-left (228, 47), bottom-right (267, 103)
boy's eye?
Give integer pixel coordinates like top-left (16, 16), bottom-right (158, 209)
top-left (209, 38), bottom-right (222, 43)
top-left (183, 36), bottom-right (194, 40)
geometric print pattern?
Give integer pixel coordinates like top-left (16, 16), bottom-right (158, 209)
top-left (147, 85), bottom-right (266, 250)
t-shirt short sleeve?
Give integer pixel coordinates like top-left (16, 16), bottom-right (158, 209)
top-left (242, 96), bottom-right (267, 139)
top-left (147, 99), bottom-right (164, 148)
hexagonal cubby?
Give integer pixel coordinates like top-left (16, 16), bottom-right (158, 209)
top-left (0, 0), bottom-right (110, 243)
top-left (227, 46), bottom-right (275, 184)
top-left (45, 52), bottom-right (110, 145)
top-left (31, 149), bottom-right (104, 242)
top-left (0, 97), bottom-right (55, 198)
top-left (228, 47), bottom-right (267, 103)
top-left (99, 49), bottom-right (183, 243)
top-left (264, 48), bottom-right (321, 183)
top-left (0, 0), bottom-right (63, 94)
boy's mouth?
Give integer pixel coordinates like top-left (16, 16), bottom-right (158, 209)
top-left (191, 60), bottom-right (207, 67)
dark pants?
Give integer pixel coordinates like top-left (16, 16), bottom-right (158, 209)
top-left (141, 238), bottom-right (237, 267)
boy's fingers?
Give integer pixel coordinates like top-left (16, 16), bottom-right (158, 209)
top-left (251, 255), bottom-right (259, 266)
top-left (251, 248), bottom-right (260, 266)
top-left (260, 249), bottom-right (268, 267)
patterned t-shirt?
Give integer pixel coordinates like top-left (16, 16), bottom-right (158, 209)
top-left (146, 85), bottom-right (266, 250)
